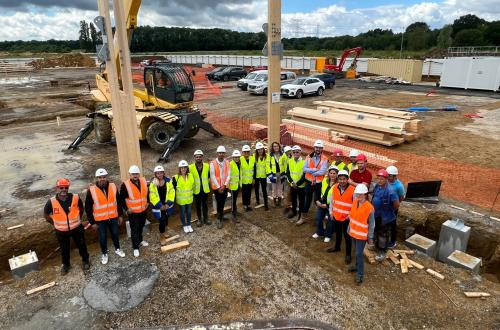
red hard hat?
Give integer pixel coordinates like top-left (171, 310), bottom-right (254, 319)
top-left (333, 149), bottom-right (343, 157)
top-left (56, 178), bottom-right (70, 187)
top-left (356, 154), bottom-right (367, 162)
top-left (377, 169), bottom-right (388, 178)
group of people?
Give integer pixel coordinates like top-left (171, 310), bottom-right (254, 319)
top-left (44, 139), bottom-right (405, 284)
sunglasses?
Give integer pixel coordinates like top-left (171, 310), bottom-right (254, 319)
top-left (58, 187), bottom-right (69, 190)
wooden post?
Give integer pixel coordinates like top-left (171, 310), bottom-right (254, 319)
top-left (98, 0), bottom-right (142, 181)
top-left (267, 0), bottom-right (281, 144)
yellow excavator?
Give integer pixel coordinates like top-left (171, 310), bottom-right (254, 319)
top-left (68, 0), bottom-right (221, 161)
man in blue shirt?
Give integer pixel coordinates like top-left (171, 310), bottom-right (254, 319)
top-left (371, 169), bottom-right (400, 257)
top-left (386, 165), bottom-right (405, 248)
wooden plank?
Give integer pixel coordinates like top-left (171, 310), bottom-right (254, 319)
top-left (283, 119), bottom-right (334, 134)
top-left (317, 106), bottom-right (412, 128)
top-left (408, 259), bottom-right (425, 270)
top-left (290, 117), bottom-right (386, 139)
top-left (387, 250), bottom-right (400, 265)
top-left (26, 281), bottom-right (56, 295)
top-left (464, 292), bottom-right (491, 298)
top-left (160, 240), bottom-right (190, 253)
top-left (400, 258), bottom-right (409, 273)
top-left (400, 253), bottom-right (413, 268)
top-left (164, 234), bottom-right (180, 243)
top-left (426, 268), bottom-right (445, 280)
top-left (363, 247), bottom-right (376, 264)
top-left (392, 249), bottom-right (415, 255)
top-left (313, 100), bottom-right (417, 119)
top-left (7, 224), bottom-right (24, 230)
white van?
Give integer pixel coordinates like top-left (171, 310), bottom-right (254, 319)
top-left (247, 71), bottom-right (296, 95)
top-left (237, 70), bottom-right (267, 91)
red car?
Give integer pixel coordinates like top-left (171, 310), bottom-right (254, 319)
top-left (249, 65), bottom-right (268, 72)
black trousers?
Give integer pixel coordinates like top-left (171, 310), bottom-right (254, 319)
top-left (213, 189), bottom-right (228, 217)
top-left (129, 211), bottom-right (147, 249)
top-left (334, 219), bottom-right (352, 257)
top-left (194, 191), bottom-right (209, 221)
top-left (304, 181), bottom-right (322, 213)
top-left (159, 211), bottom-right (169, 233)
top-left (55, 225), bottom-right (89, 266)
top-left (241, 183), bottom-right (253, 206)
top-left (254, 178), bottom-right (268, 206)
top-left (375, 216), bottom-right (391, 251)
top-left (390, 209), bottom-right (399, 244)
top-left (290, 186), bottom-right (305, 214)
top-left (231, 188), bottom-right (239, 214)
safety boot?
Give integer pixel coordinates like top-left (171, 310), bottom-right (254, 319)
top-left (216, 214), bottom-right (223, 229)
top-left (197, 218), bottom-right (203, 227)
top-left (204, 218), bottom-right (212, 225)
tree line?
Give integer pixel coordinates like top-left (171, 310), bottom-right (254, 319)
top-left (0, 14), bottom-right (498, 55)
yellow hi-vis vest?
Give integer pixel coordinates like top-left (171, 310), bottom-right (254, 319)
top-left (240, 155), bottom-right (255, 185)
top-left (320, 177), bottom-right (334, 204)
top-left (229, 160), bottom-right (241, 191)
top-left (288, 157), bottom-right (305, 188)
top-left (148, 179), bottom-right (175, 207)
top-left (189, 162), bottom-right (210, 194)
top-left (174, 173), bottom-right (194, 205)
top-left (255, 154), bottom-right (270, 179)
top-left (279, 153), bottom-right (290, 174)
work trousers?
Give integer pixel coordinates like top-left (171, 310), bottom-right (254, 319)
top-left (129, 211), bottom-right (146, 250)
top-left (213, 189), bottom-right (228, 217)
top-left (194, 191), bottom-right (209, 221)
top-left (375, 217), bottom-right (391, 251)
top-left (241, 183), bottom-right (253, 207)
top-left (334, 219), bottom-right (352, 257)
top-left (158, 211), bottom-right (169, 233)
top-left (290, 186), bottom-right (305, 215)
top-left (97, 218), bottom-right (120, 254)
top-left (179, 204), bottom-right (192, 226)
top-left (55, 225), bottom-right (89, 266)
top-left (254, 178), bottom-right (268, 206)
top-left (389, 209), bottom-right (399, 244)
top-left (352, 238), bottom-right (367, 277)
top-left (304, 181), bottom-right (322, 213)
top-left (271, 173), bottom-right (283, 198)
top-left (315, 207), bottom-right (334, 238)
top-left (231, 188), bottom-right (239, 214)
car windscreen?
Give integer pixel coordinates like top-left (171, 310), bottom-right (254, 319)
top-left (255, 74), bottom-right (267, 81)
top-left (291, 78), bottom-right (307, 85)
top-left (221, 67), bottom-right (232, 73)
top-left (245, 73), bottom-right (257, 80)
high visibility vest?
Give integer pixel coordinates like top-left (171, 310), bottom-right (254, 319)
top-left (347, 163), bottom-right (354, 173)
top-left (189, 163), bottom-right (210, 194)
top-left (331, 183), bottom-right (355, 221)
top-left (229, 160), bottom-right (241, 191)
top-left (210, 159), bottom-right (230, 190)
top-left (148, 179), bottom-right (175, 207)
top-left (240, 155), bottom-right (255, 185)
top-left (288, 157), bottom-right (305, 188)
top-left (89, 183), bottom-right (118, 221)
top-left (331, 160), bottom-right (347, 172)
top-left (304, 154), bottom-right (329, 183)
top-left (269, 154), bottom-right (281, 174)
top-left (174, 173), bottom-right (194, 205)
top-left (124, 178), bottom-right (148, 214)
top-left (50, 194), bottom-right (81, 232)
top-left (348, 198), bottom-right (374, 241)
top-left (255, 154), bottom-right (270, 179)
top-left (279, 154), bottom-right (290, 174)
top-left (320, 178), bottom-right (335, 204)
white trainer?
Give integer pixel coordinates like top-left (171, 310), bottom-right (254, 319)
top-left (183, 226), bottom-right (189, 233)
top-left (133, 249), bottom-right (140, 257)
top-left (140, 241), bottom-right (149, 247)
top-left (101, 254), bottom-right (108, 265)
top-left (312, 233), bottom-right (319, 239)
top-left (188, 225), bottom-right (193, 233)
top-left (115, 249), bottom-right (125, 257)
top-left (324, 237), bottom-right (331, 243)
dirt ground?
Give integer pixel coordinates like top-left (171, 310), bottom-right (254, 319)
top-left (0, 68), bottom-right (499, 329)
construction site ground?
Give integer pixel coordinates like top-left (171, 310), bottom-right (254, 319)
top-left (0, 68), bottom-right (499, 329)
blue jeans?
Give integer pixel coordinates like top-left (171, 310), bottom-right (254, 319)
top-left (97, 218), bottom-right (120, 254)
top-left (315, 207), bottom-right (334, 238)
top-left (353, 238), bottom-right (367, 277)
top-left (179, 204), bottom-right (192, 226)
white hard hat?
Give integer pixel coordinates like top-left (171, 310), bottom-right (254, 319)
top-left (283, 146), bottom-right (292, 153)
top-left (95, 168), bottom-right (108, 177)
top-left (178, 160), bottom-right (189, 167)
top-left (255, 142), bottom-right (264, 150)
top-left (154, 165), bottom-right (165, 173)
top-left (354, 184), bottom-right (369, 194)
top-left (216, 145), bottom-right (226, 153)
top-left (328, 165), bottom-right (338, 172)
top-left (232, 150), bottom-right (241, 157)
top-left (313, 139), bottom-right (324, 148)
top-left (386, 165), bottom-right (398, 175)
top-left (194, 149), bottom-right (204, 156)
top-left (338, 170), bottom-right (349, 177)
top-left (242, 145), bottom-right (251, 152)
top-left (128, 165), bottom-right (140, 174)
top-left (349, 149), bottom-right (359, 157)
top-left (292, 145), bottom-right (302, 151)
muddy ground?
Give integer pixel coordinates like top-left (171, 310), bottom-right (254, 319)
top-left (0, 68), bottom-right (499, 329)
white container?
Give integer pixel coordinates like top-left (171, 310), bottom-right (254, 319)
top-left (440, 57), bottom-right (500, 91)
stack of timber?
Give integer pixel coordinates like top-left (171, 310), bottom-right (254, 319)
top-left (0, 62), bottom-right (35, 74)
top-left (286, 101), bottom-right (422, 146)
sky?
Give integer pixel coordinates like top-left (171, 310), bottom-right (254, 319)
top-left (0, 0), bottom-right (499, 41)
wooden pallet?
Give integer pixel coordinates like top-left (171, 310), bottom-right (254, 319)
top-left (313, 100), bottom-right (417, 119)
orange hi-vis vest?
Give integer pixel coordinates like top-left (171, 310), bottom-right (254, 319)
top-left (210, 159), bottom-right (230, 190)
top-left (331, 183), bottom-right (355, 221)
top-left (304, 154), bottom-right (329, 183)
top-left (89, 183), bottom-right (119, 221)
top-left (348, 197), bottom-right (374, 241)
top-left (124, 178), bottom-right (148, 214)
top-left (50, 194), bottom-right (81, 232)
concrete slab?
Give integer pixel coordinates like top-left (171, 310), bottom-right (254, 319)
top-left (9, 251), bottom-right (40, 279)
top-left (405, 234), bottom-right (436, 257)
top-left (437, 219), bottom-right (470, 262)
top-left (446, 250), bottom-right (481, 273)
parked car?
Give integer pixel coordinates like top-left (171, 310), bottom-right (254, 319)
top-left (213, 67), bottom-right (247, 81)
top-left (248, 71), bottom-right (296, 95)
top-left (249, 65), bottom-right (268, 72)
top-left (205, 67), bottom-right (225, 80)
top-left (281, 77), bottom-right (325, 99)
top-left (237, 70), bottom-right (267, 91)
top-left (310, 73), bottom-right (336, 88)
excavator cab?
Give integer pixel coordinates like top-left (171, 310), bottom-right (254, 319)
top-left (144, 65), bottom-right (194, 105)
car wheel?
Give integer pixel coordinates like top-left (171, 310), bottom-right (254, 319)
top-left (94, 115), bottom-right (112, 143)
top-left (223, 75), bottom-right (229, 82)
top-left (317, 87), bottom-right (324, 96)
top-left (263, 88), bottom-right (268, 96)
top-left (146, 121), bottom-right (176, 152)
top-left (295, 90), bottom-right (303, 99)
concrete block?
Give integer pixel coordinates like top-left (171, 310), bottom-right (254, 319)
top-left (437, 219), bottom-right (470, 262)
top-left (9, 251), bottom-right (40, 279)
top-left (446, 250), bottom-right (481, 273)
top-left (405, 234), bottom-right (436, 257)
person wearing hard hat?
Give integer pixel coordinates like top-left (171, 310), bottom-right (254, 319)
top-left (254, 142), bottom-right (270, 211)
top-left (269, 142), bottom-right (284, 207)
top-left (327, 170), bottom-right (356, 265)
top-left (43, 178), bottom-right (89, 275)
top-left (119, 165), bottom-right (149, 258)
top-left (348, 149), bottom-right (359, 173)
top-left (331, 149), bottom-right (348, 172)
top-left (372, 169), bottom-right (400, 259)
top-left (189, 150), bottom-right (211, 227)
top-left (149, 165), bottom-right (175, 245)
top-left (85, 168), bottom-right (125, 265)
top-left (210, 146), bottom-right (231, 229)
top-left (285, 145), bottom-right (306, 222)
top-left (301, 139), bottom-right (329, 225)
top-left (312, 165), bottom-right (338, 240)
top-left (349, 154), bottom-right (372, 188)
top-left (386, 165), bottom-right (405, 248)
top-left (240, 144), bottom-right (255, 212)
top-left (347, 184), bottom-right (375, 285)
top-left (280, 146), bottom-right (293, 214)
top-left (173, 160), bottom-right (195, 233)
top-left (229, 150), bottom-right (242, 223)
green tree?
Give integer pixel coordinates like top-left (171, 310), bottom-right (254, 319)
top-left (79, 20), bottom-right (91, 51)
top-left (89, 22), bottom-right (98, 50)
top-left (484, 21), bottom-right (500, 45)
top-left (453, 29), bottom-right (486, 46)
top-left (452, 14), bottom-right (486, 37)
top-left (437, 25), bottom-right (453, 48)
top-left (406, 22), bottom-right (430, 50)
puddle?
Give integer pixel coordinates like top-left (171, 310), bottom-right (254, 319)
top-left (455, 108), bottom-right (500, 140)
top-left (0, 77), bottom-right (46, 86)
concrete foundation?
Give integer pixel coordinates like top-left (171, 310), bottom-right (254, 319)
top-left (9, 251), bottom-right (40, 279)
top-left (437, 219), bottom-right (470, 262)
top-left (446, 250), bottom-right (481, 273)
top-left (405, 234), bottom-right (436, 257)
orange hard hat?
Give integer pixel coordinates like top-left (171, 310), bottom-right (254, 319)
top-left (56, 178), bottom-right (70, 187)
